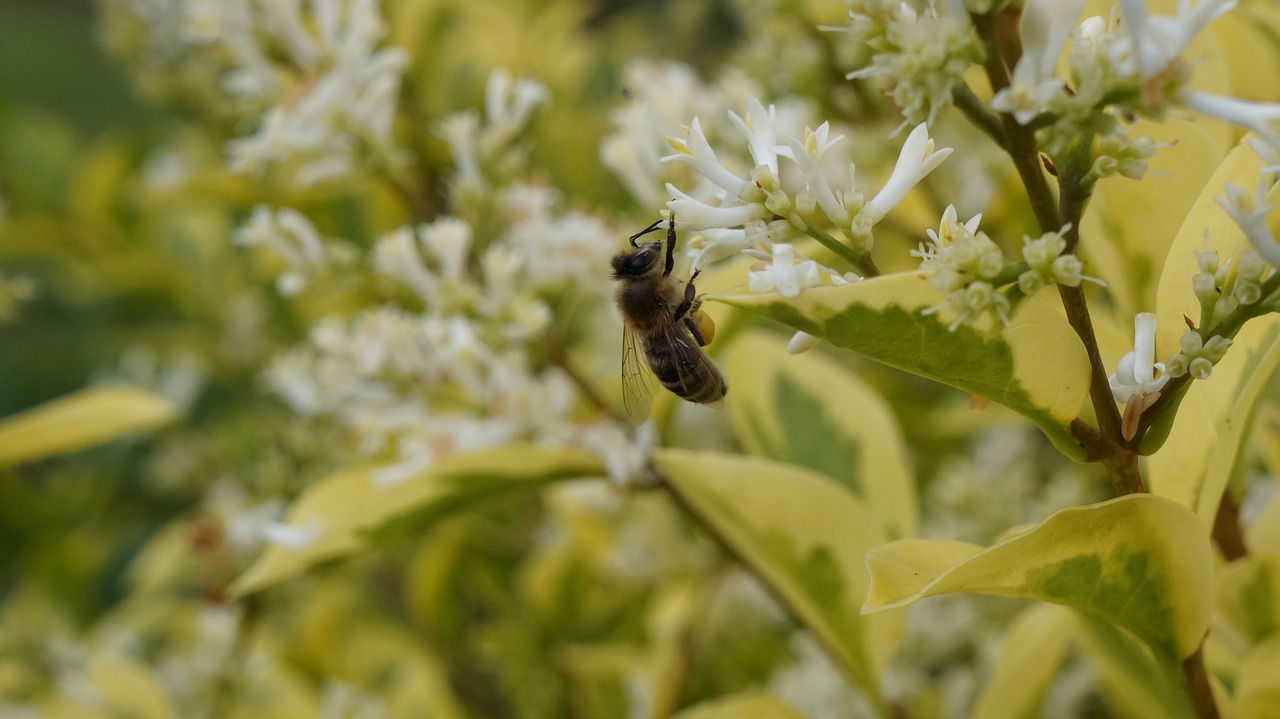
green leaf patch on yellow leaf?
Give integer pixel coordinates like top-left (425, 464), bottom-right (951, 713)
top-left (713, 273), bottom-right (1090, 458)
top-left (863, 495), bottom-right (1213, 660)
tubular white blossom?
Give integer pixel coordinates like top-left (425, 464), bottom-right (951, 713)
top-left (776, 124), bottom-right (851, 226)
top-left (747, 244), bottom-right (822, 298)
top-left (728, 98), bottom-right (782, 177)
top-left (1182, 92), bottom-right (1280, 150)
top-left (865, 124), bottom-right (954, 220)
top-left (662, 117), bottom-right (748, 196)
top-left (1115, 0), bottom-right (1236, 80)
top-left (1108, 312), bottom-right (1168, 403)
top-left (1218, 181), bottom-right (1280, 266)
top-left (485, 68), bottom-right (550, 132)
top-left (991, 0), bottom-right (1083, 124)
top-left (666, 184), bottom-right (766, 230)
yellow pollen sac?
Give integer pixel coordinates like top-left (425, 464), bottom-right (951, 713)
top-left (804, 128), bottom-right (818, 156)
top-left (667, 137), bottom-right (692, 155)
top-left (694, 311), bottom-right (717, 345)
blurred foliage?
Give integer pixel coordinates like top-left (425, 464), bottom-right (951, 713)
top-left (2, 1), bottom-right (1280, 718)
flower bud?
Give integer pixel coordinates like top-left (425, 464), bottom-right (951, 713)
top-left (1189, 357), bottom-right (1214, 380)
top-left (1164, 354), bottom-right (1189, 378)
top-left (1192, 271), bottom-right (1217, 301)
top-left (1179, 330), bottom-right (1203, 355)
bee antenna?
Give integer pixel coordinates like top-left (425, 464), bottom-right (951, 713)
top-left (628, 218), bottom-right (665, 247)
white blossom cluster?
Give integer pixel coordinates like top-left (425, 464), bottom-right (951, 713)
top-left (913, 206), bottom-right (1099, 330)
top-left (102, 0), bottom-right (410, 186)
top-left (263, 199), bottom-right (608, 478)
top-left (839, 1), bottom-right (984, 133)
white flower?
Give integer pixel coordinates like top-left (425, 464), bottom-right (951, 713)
top-left (576, 421), bottom-right (658, 487)
top-left (1109, 312), bottom-right (1168, 403)
top-left (991, 0), bottom-right (1083, 124)
top-left (666, 184), bottom-right (767, 231)
top-left (662, 116), bottom-right (748, 197)
top-left (727, 97), bottom-right (783, 177)
top-left (1219, 180), bottom-right (1280, 265)
top-left (775, 123), bottom-right (851, 226)
top-left (485, 68), bottom-right (550, 132)
top-left (1114, 0), bottom-right (1236, 80)
top-left (787, 331), bottom-right (823, 354)
top-left (236, 206), bottom-right (331, 295)
top-left (1182, 92), bottom-right (1280, 152)
top-left (374, 226), bottom-right (436, 300)
top-left (262, 516), bottom-right (323, 550)
top-left (747, 244), bottom-right (823, 297)
top-left (1109, 312), bottom-right (1169, 440)
top-left (865, 123), bottom-right (954, 221)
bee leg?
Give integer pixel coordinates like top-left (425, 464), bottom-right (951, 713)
top-left (683, 316), bottom-right (708, 346)
top-left (628, 217), bottom-right (665, 248)
top-left (672, 269), bottom-right (701, 320)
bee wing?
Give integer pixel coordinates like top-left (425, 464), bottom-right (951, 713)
top-left (661, 313), bottom-right (726, 407)
top-left (621, 322), bottom-right (656, 423)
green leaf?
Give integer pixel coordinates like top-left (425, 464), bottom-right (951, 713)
top-left (713, 273), bottom-right (1090, 459)
top-left (1076, 615), bottom-right (1195, 719)
top-left (229, 445), bottom-right (603, 596)
top-left (654, 449), bottom-right (897, 706)
top-left (862, 495), bottom-right (1213, 660)
top-left (669, 693), bottom-right (805, 719)
top-left (722, 330), bottom-right (917, 539)
top-left (1146, 315), bottom-right (1280, 527)
top-left (971, 604), bottom-right (1075, 719)
top-left (0, 386), bottom-right (179, 467)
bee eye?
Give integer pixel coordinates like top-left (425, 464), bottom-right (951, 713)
top-left (629, 251), bottom-right (654, 272)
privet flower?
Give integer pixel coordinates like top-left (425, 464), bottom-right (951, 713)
top-left (1108, 312), bottom-right (1168, 440)
top-left (991, 0), bottom-right (1085, 124)
top-left (663, 98), bottom-right (951, 276)
top-left (842, 3), bottom-right (984, 132)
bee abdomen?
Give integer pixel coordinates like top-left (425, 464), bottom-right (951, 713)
top-left (645, 342), bottom-right (727, 405)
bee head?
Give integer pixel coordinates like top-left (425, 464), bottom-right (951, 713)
top-left (611, 241), bottom-right (663, 279)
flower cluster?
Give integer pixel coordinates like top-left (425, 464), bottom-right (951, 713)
top-left (102, 0), bottom-right (410, 187)
top-left (915, 207), bottom-right (1011, 330)
top-left (664, 100), bottom-right (951, 266)
top-left (235, 206), bottom-right (357, 296)
top-left (440, 69), bottom-right (551, 198)
top-left (840, 2), bottom-right (984, 133)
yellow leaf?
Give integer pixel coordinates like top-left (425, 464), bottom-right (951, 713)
top-left (1214, 553), bottom-right (1280, 646)
top-left (1082, 117), bottom-right (1230, 318)
top-left (863, 495), bottom-right (1213, 660)
top-left (1236, 636), bottom-right (1280, 719)
top-left (0, 386), bottom-right (179, 467)
top-left (1146, 315), bottom-right (1280, 528)
top-left (87, 653), bottom-right (177, 719)
top-left (722, 330), bottom-right (917, 539)
top-left (655, 449), bottom-right (897, 707)
top-left (1154, 135), bottom-right (1268, 357)
top-left (971, 604), bottom-right (1076, 719)
top-left (670, 693), bottom-right (806, 719)
top-left (229, 445), bottom-right (603, 596)
top-left (714, 272), bottom-right (1091, 458)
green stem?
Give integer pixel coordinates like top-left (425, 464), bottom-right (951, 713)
top-left (951, 85), bottom-right (1004, 145)
top-left (971, 8), bottom-right (1134, 490)
top-left (805, 225), bottom-right (880, 277)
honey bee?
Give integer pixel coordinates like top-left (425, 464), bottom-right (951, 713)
top-left (612, 215), bottom-right (727, 421)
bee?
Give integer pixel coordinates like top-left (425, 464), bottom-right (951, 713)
top-left (612, 215), bottom-right (727, 421)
